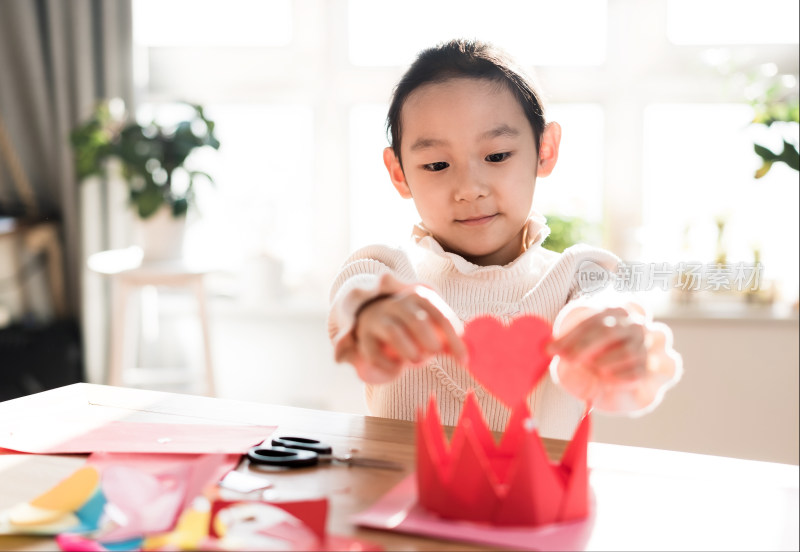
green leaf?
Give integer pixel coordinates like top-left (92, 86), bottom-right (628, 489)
top-left (132, 186), bottom-right (165, 219)
top-left (754, 161), bottom-right (773, 179)
top-left (188, 170), bottom-right (215, 186)
top-left (754, 143), bottom-right (778, 161)
top-left (779, 141), bottom-right (799, 171)
top-left (171, 198), bottom-right (189, 217)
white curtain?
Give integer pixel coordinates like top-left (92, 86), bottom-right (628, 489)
top-left (0, 0), bottom-right (133, 316)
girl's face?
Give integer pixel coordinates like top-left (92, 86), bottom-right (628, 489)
top-left (384, 77), bottom-right (560, 266)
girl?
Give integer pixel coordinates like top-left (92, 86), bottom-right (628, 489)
top-left (328, 39), bottom-right (681, 438)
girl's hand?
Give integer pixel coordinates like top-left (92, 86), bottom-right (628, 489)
top-left (353, 285), bottom-right (466, 384)
top-left (548, 307), bottom-right (648, 384)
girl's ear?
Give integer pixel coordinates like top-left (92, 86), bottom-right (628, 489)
top-left (537, 122), bottom-right (562, 178)
top-left (383, 147), bottom-right (413, 198)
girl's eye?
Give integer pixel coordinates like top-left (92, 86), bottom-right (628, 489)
top-left (423, 161), bottom-right (450, 172)
top-left (486, 152), bottom-right (511, 163)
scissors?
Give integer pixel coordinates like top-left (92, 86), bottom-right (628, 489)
top-left (246, 436), bottom-right (404, 471)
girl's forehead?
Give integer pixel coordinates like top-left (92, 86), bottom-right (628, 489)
top-left (400, 78), bottom-right (528, 134)
top-left (404, 77), bottom-right (511, 107)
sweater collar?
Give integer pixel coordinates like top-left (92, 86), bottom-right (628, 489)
top-left (410, 212), bottom-right (552, 276)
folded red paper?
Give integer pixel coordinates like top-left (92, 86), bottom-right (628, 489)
top-left (416, 315), bottom-right (590, 527)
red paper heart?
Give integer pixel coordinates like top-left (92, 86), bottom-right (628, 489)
top-left (462, 315), bottom-right (553, 409)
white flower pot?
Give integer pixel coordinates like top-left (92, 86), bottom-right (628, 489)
top-left (134, 206), bottom-right (187, 262)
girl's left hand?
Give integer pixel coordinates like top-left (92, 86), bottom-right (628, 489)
top-left (547, 307), bottom-right (648, 384)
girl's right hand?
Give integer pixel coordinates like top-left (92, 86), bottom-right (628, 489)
top-left (353, 285), bottom-right (466, 384)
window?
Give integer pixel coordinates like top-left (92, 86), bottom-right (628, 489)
top-left (347, 0), bottom-right (607, 67)
top-left (667, 0), bottom-right (799, 45)
top-left (131, 0), bottom-right (799, 307)
top-left (133, 0), bottom-right (292, 46)
top-left (642, 103), bottom-right (799, 299)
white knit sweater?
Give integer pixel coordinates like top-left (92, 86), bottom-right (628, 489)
top-left (328, 215), bottom-right (633, 439)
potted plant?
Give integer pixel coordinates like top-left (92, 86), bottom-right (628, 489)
top-left (748, 70), bottom-right (799, 179)
top-left (71, 99), bottom-right (220, 260)
top-left (542, 214), bottom-right (597, 253)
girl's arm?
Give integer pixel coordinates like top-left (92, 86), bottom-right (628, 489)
top-left (328, 245), bottom-right (464, 384)
top-left (547, 289), bottom-right (683, 415)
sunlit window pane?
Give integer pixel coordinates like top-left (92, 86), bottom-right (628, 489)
top-left (349, 104), bottom-right (419, 251)
top-left (348, 0), bottom-right (607, 67)
top-left (133, 0), bottom-right (292, 46)
top-left (534, 104), bottom-right (604, 226)
top-left (641, 104), bottom-right (799, 298)
top-left (667, 0), bottom-right (799, 45)
top-left (143, 104), bottom-right (315, 283)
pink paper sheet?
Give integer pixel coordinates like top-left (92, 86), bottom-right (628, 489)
top-left (352, 475), bottom-right (595, 551)
top-left (88, 452), bottom-right (238, 541)
top-left (0, 421), bottom-right (274, 454)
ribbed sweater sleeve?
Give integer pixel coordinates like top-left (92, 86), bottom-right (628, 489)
top-left (328, 244), bottom-right (421, 365)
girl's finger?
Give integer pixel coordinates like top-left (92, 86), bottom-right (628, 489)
top-left (598, 360), bottom-right (646, 382)
top-left (361, 335), bottom-right (403, 374)
top-left (550, 307), bottom-right (630, 354)
top-left (589, 333), bottom-right (646, 368)
top-left (395, 303), bottom-right (444, 355)
top-left (417, 300), bottom-right (467, 362)
top-left (358, 299), bottom-right (425, 362)
top-left (562, 323), bottom-right (637, 362)
top-left (412, 286), bottom-right (467, 361)
top-left (382, 319), bottom-right (424, 362)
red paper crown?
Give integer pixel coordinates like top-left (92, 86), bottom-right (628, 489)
top-left (415, 315), bottom-right (590, 527)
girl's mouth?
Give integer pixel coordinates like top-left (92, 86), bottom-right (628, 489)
top-left (457, 214), bottom-right (497, 226)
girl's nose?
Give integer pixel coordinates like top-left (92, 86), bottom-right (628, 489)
top-left (454, 164), bottom-right (489, 201)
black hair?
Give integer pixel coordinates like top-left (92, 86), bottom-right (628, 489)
top-left (386, 39), bottom-right (546, 166)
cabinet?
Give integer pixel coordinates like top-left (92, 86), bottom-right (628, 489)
top-left (593, 306), bottom-right (799, 464)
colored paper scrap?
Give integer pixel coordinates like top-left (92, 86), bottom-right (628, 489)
top-left (4, 505), bottom-right (79, 532)
top-left (218, 470), bottom-right (273, 494)
top-left (0, 465), bottom-right (102, 536)
top-left (30, 465), bottom-right (100, 511)
top-left (91, 452), bottom-right (235, 542)
top-left (56, 533), bottom-right (144, 552)
top-left (0, 420), bottom-right (274, 454)
top-left (141, 499), bottom-right (211, 551)
top-left (0, 453), bottom-right (237, 541)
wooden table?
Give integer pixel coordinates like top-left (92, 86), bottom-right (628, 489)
top-left (0, 384), bottom-right (797, 551)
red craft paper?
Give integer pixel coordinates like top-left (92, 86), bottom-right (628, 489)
top-left (415, 315), bottom-right (591, 528)
top-left (449, 420), bottom-right (500, 522)
top-left (209, 498), bottom-right (327, 541)
top-left (496, 424), bottom-right (565, 526)
top-left (417, 393), bottom-right (590, 526)
top-left (455, 392), bottom-right (497, 457)
top-left (415, 400), bottom-right (447, 516)
top-left (353, 474), bottom-right (595, 552)
top-left (558, 414), bottom-right (591, 522)
top-left (463, 315), bottom-right (553, 409)
top-left (1, 421), bottom-right (274, 454)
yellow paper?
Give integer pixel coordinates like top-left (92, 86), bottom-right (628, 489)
top-left (8, 502), bottom-right (78, 528)
top-left (143, 506), bottom-right (210, 550)
top-left (29, 465), bottom-right (99, 512)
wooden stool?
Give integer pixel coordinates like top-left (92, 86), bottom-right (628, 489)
top-left (87, 247), bottom-right (216, 396)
